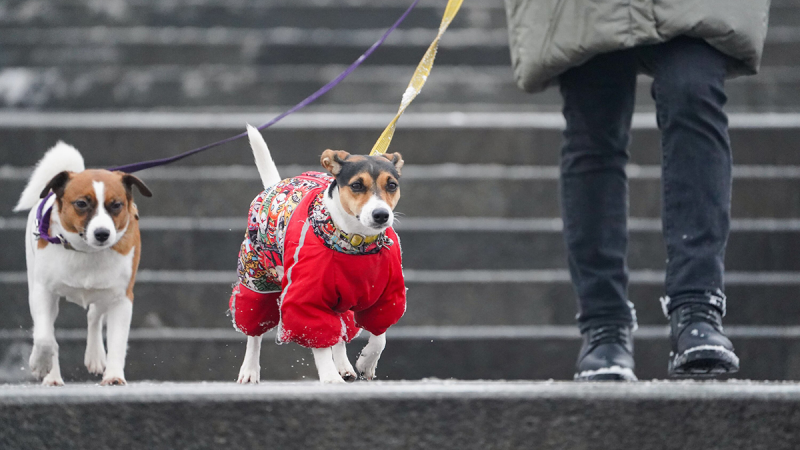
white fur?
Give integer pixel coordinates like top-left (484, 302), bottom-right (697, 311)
top-left (355, 332), bottom-right (386, 380)
top-left (237, 127), bottom-right (393, 384)
top-left (323, 186), bottom-right (393, 236)
top-left (357, 194), bottom-right (394, 230)
top-left (84, 181), bottom-right (119, 248)
top-left (237, 335), bottom-right (262, 384)
top-left (14, 141), bottom-right (85, 212)
top-left (21, 147), bottom-right (135, 386)
top-left (332, 341), bottom-right (357, 381)
top-left (247, 124), bottom-right (282, 190)
top-left (312, 347), bottom-right (346, 384)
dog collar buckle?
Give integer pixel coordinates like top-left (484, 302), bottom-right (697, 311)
top-left (349, 234), bottom-right (365, 246)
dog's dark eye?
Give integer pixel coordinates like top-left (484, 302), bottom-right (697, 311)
top-left (350, 181), bottom-right (365, 192)
top-left (108, 201), bottom-right (123, 213)
top-left (386, 181), bottom-right (398, 192)
top-left (73, 200), bottom-right (89, 210)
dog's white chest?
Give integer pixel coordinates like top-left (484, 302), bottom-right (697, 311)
top-left (34, 245), bottom-right (134, 306)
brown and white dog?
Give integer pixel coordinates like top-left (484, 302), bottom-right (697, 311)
top-left (14, 142), bottom-right (152, 386)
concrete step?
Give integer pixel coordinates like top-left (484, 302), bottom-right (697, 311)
top-left (4, 0), bottom-right (797, 31)
top-left (5, 166), bottom-right (800, 218)
top-left (0, 326), bottom-right (798, 382)
top-left (2, 65), bottom-right (799, 110)
top-left (1, 278), bottom-right (798, 329)
top-left (0, 26), bottom-right (797, 68)
top-left (1, 112), bottom-right (800, 167)
top-left (0, 2), bottom-right (507, 30)
top-left (1, 381), bottom-right (798, 450)
top-left (1, 225), bottom-right (800, 272)
top-left (0, 27), bottom-right (513, 67)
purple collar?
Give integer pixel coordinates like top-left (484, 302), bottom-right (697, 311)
top-left (36, 192), bottom-right (65, 245)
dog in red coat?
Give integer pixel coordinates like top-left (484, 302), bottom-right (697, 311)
top-left (230, 125), bottom-right (406, 383)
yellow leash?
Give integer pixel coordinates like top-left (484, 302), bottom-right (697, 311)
top-left (370, 0), bottom-right (464, 155)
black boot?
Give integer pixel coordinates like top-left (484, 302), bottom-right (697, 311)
top-left (667, 302), bottom-right (739, 377)
top-left (574, 324), bottom-right (637, 381)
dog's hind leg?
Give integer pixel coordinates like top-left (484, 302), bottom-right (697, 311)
top-left (237, 334), bottom-right (262, 384)
top-left (331, 341), bottom-right (357, 382)
top-left (84, 304), bottom-right (107, 376)
top-left (312, 347), bottom-right (345, 384)
top-left (356, 332), bottom-right (386, 381)
top-left (101, 298), bottom-right (132, 386)
top-left (28, 283), bottom-right (62, 385)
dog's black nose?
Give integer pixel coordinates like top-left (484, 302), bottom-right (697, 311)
top-left (372, 209), bottom-right (390, 225)
top-left (94, 229), bottom-right (110, 243)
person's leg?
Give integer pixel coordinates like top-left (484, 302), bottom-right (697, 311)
top-left (643, 36), bottom-right (739, 376)
top-left (559, 50), bottom-right (638, 381)
top-left (559, 50), bottom-right (637, 332)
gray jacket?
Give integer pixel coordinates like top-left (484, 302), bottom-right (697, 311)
top-left (505, 0), bottom-right (771, 93)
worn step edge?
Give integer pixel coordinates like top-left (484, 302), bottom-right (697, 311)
top-left (2, 269), bottom-right (800, 285)
top-left (2, 26), bottom-right (797, 46)
top-left (5, 164), bottom-right (800, 181)
top-left (0, 111), bottom-right (799, 130)
top-left (2, 379), bottom-right (800, 405)
top-left (4, 216), bottom-right (800, 232)
top-left (3, 325), bottom-right (800, 341)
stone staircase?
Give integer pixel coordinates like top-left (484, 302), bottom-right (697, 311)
top-left (2, 381), bottom-right (800, 449)
top-left (1, 0), bottom-right (800, 385)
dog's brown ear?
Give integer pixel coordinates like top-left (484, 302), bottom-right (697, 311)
top-left (40, 171), bottom-right (71, 198)
top-left (120, 173), bottom-right (153, 198)
top-left (320, 149), bottom-right (351, 176)
top-left (382, 152), bottom-right (404, 176)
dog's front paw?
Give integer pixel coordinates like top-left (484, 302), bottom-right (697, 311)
top-left (237, 367), bottom-right (260, 384)
top-left (101, 369), bottom-right (127, 386)
top-left (100, 376), bottom-right (127, 386)
top-left (42, 374), bottom-right (64, 387)
top-left (29, 343), bottom-right (56, 379)
top-left (356, 354), bottom-right (380, 381)
top-left (85, 349), bottom-right (107, 375)
top-left (335, 361), bottom-right (357, 383)
top-left (319, 374), bottom-right (346, 384)
top-left (340, 370), bottom-right (358, 382)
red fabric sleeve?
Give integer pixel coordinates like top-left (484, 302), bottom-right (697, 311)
top-left (355, 260), bottom-right (406, 336)
top-left (278, 243), bottom-right (360, 348)
top-left (229, 282), bottom-right (281, 337)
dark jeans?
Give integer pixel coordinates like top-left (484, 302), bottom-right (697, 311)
top-left (558, 37), bottom-right (733, 332)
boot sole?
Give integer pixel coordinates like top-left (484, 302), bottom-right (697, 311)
top-left (668, 345), bottom-right (740, 378)
top-left (574, 366), bottom-right (638, 382)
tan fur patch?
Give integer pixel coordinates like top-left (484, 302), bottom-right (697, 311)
top-left (57, 172), bottom-right (93, 234)
top-left (382, 152), bottom-right (404, 175)
top-left (112, 208), bottom-right (140, 302)
top-left (321, 149), bottom-right (358, 176)
top-left (339, 174), bottom-right (374, 217)
top-left (376, 172), bottom-right (401, 209)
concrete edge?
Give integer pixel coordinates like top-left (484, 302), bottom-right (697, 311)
top-left (2, 269), bottom-right (800, 285)
top-left (2, 325), bottom-right (800, 342)
top-left (0, 111), bottom-right (799, 130)
top-left (2, 380), bottom-right (800, 405)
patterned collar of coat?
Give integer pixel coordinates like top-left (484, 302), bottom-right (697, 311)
top-left (308, 192), bottom-right (393, 255)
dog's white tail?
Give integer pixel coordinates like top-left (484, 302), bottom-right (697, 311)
top-left (247, 124), bottom-right (281, 190)
top-left (14, 141), bottom-right (85, 212)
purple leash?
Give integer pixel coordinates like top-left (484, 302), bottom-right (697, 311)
top-left (109, 0), bottom-right (421, 174)
top-left (38, 0), bottom-right (420, 243)
top-left (37, 193), bottom-right (62, 244)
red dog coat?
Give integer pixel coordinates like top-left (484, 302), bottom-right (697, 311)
top-left (229, 172), bottom-right (406, 349)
